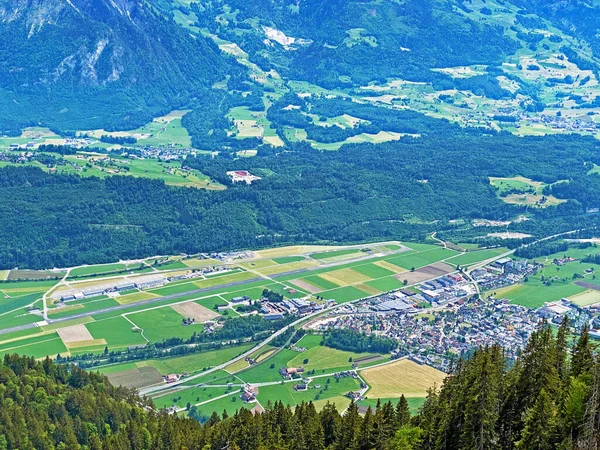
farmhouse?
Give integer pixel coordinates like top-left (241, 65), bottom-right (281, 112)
top-left (241, 386), bottom-right (258, 403)
top-left (164, 374), bottom-right (180, 383)
top-left (279, 367), bottom-right (304, 378)
top-left (231, 295), bottom-right (250, 304)
top-left (293, 384), bottom-right (308, 391)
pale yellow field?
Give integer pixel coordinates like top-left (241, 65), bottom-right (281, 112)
top-left (569, 290), bottom-right (600, 307)
top-left (171, 302), bottom-right (220, 322)
top-left (374, 260), bottom-right (406, 273)
top-left (225, 346), bottom-right (276, 373)
top-left (66, 338), bottom-right (107, 349)
top-left (0, 270), bottom-right (9, 280)
top-left (224, 358), bottom-right (251, 374)
top-left (361, 359), bottom-right (446, 398)
top-left (264, 135), bottom-right (285, 147)
top-left (319, 268), bottom-right (372, 286)
top-left (503, 193), bottom-right (566, 208)
top-left (56, 324), bottom-right (94, 343)
top-left (290, 279), bottom-right (322, 294)
top-left (255, 348), bottom-right (278, 363)
top-left (116, 291), bottom-right (160, 305)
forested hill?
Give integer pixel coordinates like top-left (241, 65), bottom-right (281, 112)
top-left (0, 0), bottom-right (232, 134)
top-left (190, 0), bottom-right (518, 87)
top-left (1, 319), bottom-right (599, 449)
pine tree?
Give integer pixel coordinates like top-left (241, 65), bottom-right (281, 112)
top-left (516, 389), bottom-right (559, 450)
top-left (396, 395), bottom-right (411, 428)
top-left (572, 325), bottom-right (594, 380)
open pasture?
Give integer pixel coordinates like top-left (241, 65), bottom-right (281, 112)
top-left (86, 316), bottom-right (147, 348)
top-left (360, 359), bottom-right (446, 398)
top-left (256, 376), bottom-right (361, 409)
top-left (127, 307), bottom-right (202, 342)
top-left (322, 286), bottom-right (370, 303)
top-left (385, 248), bottom-right (458, 270)
top-left (446, 248), bottom-right (509, 266)
top-left (287, 344), bottom-right (380, 374)
top-left (0, 332), bottom-right (67, 359)
top-left (237, 349), bottom-right (298, 383)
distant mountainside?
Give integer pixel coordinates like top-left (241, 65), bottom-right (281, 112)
top-left (191, 0), bottom-right (519, 87)
top-left (0, 0), bottom-right (230, 133)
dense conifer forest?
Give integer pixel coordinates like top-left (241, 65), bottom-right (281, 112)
top-left (2, 119), bottom-right (600, 269)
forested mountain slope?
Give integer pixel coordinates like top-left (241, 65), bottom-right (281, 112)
top-left (0, 0), bottom-right (231, 133)
top-left (189, 0), bottom-right (518, 87)
top-left (1, 320), bottom-right (599, 449)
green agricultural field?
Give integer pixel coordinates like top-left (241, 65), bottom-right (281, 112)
top-left (153, 385), bottom-right (234, 410)
top-left (273, 256), bottom-right (306, 264)
top-left (155, 261), bottom-right (190, 271)
top-left (69, 263), bottom-right (127, 278)
top-left (0, 332), bottom-right (67, 358)
top-left (495, 283), bottom-right (585, 308)
top-left (365, 276), bottom-right (405, 292)
top-left (186, 391), bottom-right (248, 417)
top-left (137, 344), bottom-right (254, 376)
top-left (48, 297), bottom-right (120, 319)
top-left (351, 263), bottom-right (396, 279)
top-left (287, 344), bottom-right (380, 375)
top-left (127, 307), bottom-right (202, 342)
top-left (446, 248), bottom-right (509, 266)
top-left (256, 377), bottom-right (361, 409)
top-left (86, 316), bottom-right (147, 348)
top-left (322, 286), bottom-right (369, 303)
top-left (0, 292), bottom-right (42, 315)
top-left (237, 349), bottom-right (298, 383)
top-left (385, 248), bottom-right (458, 270)
top-left (300, 275), bottom-right (340, 290)
top-left (195, 296), bottom-right (228, 310)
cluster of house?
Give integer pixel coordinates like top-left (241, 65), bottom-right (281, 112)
top-left (333, 370), bottom-right (359, 380)
top-left (322, 295), bottom-right (541, 372)
top-left (59, 275), bottom-right (166, 302)
top-left (226, 170), bottom-right (262, 185)
top-left (471, 258), bottom-right (540, 291)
